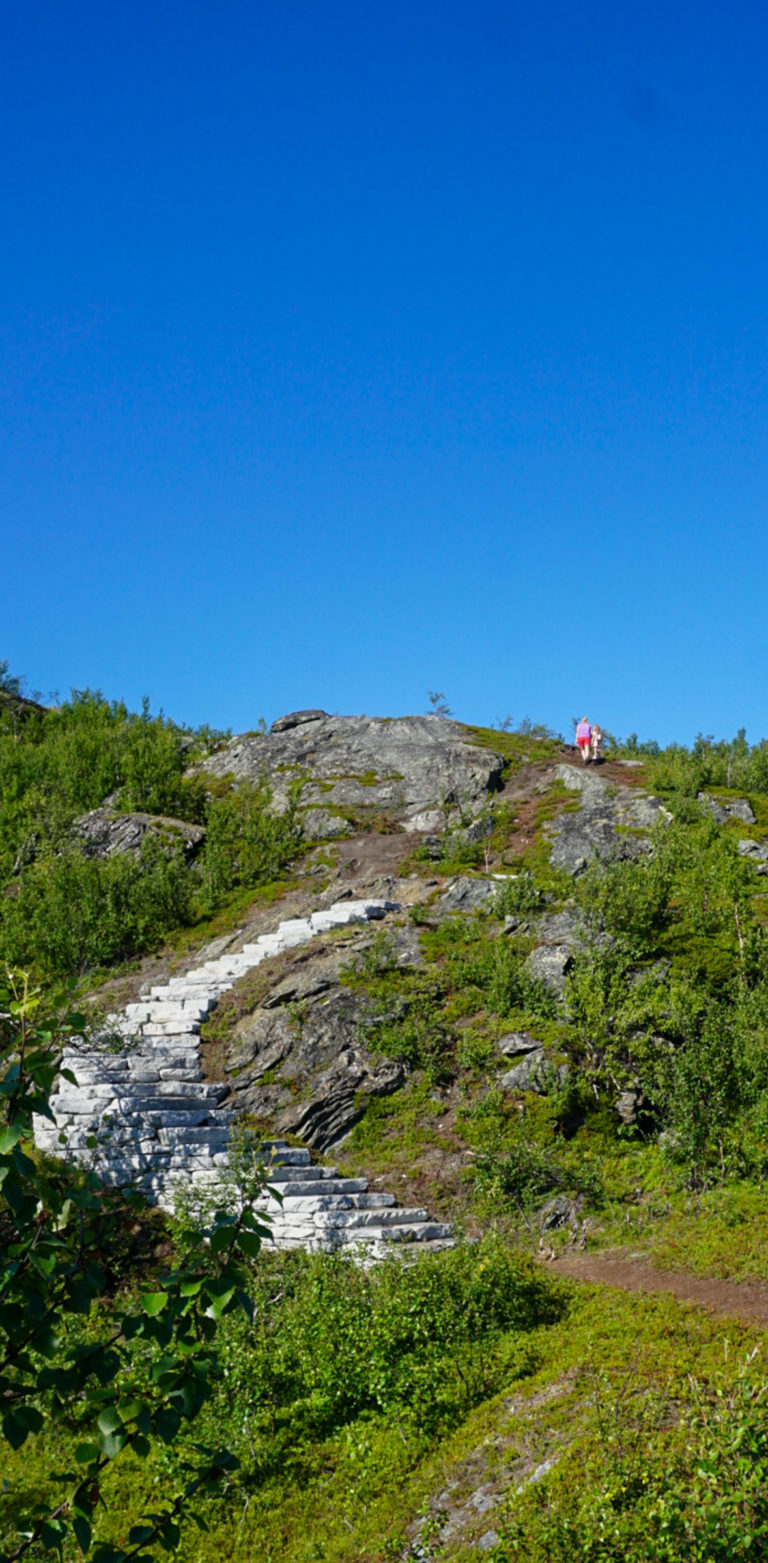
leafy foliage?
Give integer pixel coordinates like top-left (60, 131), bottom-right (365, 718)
top-left (198, 777), bottom-right (304, 911)
top-left (0, 972), bottom-right (270, 1562)
top-left (0, 676), bottom-right (304, 983)
top-left (0, 840), bottom-right (194, 978)
top-left (496, 1351), bottom-right (768, 1562)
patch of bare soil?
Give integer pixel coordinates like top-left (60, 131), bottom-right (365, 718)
top-left (329, 828), bottom-right (421, 882)
top-left (557, 750), bottom-right (652, 789)
top-left (549, 1248), bottom-right (768, 1327)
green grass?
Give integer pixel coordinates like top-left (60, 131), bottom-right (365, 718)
top-left (8, 1263), bottom-right (762, 1562)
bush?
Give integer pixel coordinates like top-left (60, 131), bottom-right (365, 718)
top-left (0, 839), bottom-right (193, 976)
top-left (203, 1240), bottom-right (562, 1456)
top-left (199, 778), bottom-right (304, 909)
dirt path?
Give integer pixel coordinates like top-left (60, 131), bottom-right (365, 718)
top-left (549, 1248), bottom-right (768, 1327)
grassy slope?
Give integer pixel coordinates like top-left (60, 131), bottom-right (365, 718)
top-left (12, 720), bottom-right (768, 1560)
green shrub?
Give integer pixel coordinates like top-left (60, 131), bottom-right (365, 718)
top-left (492, 872), bottom-right (547, 918)
top-left (199, 778), bottom-right (304, 910)
top-left (0, 839), bottom-right (193, 976)
top-left (200, 1240), bottom-right (561, 1457)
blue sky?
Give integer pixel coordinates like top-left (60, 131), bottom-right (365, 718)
top-left (3, 0), bottom-right (767, 746)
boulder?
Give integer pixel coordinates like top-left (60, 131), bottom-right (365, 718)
top-left (615, 1088), bottom-right (646, 1126)
top-left (699, 792), bottom-right (756, 826)
top-left (539, 1196), bottom-right (579, 1232)
top-left (525, 945), bottom-right (571, 995)
top-left (73, 807), bottom-right (205, 861)
top-left (497, 1031), bottom-right (540, 1058)
top-left (737, 838), bottom-right (768, 872)
top-left (433, 876), bottom-right (497, 918)
top-left (500, 1046), bottom-right (568, 1094)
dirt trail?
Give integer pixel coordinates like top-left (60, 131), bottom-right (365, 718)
top-left (549, 1249), bottom-right (768, 1327)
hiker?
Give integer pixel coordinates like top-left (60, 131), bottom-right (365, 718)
top-left (575, 716), bottom-right (592, 764)
top-left (591, 722), bottom-right (603, 763)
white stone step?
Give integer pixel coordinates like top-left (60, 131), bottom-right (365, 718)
top-left (331, 1221), bottom-right (454, 1245)
top-left (277, 1178), bottom-right (368, 1197)
top-left (314, 1207), bottom-right (429, 1228)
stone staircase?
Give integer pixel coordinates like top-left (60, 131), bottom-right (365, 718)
top-left (34, 899), bottom-right (454, 1259)
top-left (257, 1141), bottom-right (453, 1260)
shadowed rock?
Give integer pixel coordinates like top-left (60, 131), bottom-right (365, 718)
top-left (73, 807), bottom-right (205, 861)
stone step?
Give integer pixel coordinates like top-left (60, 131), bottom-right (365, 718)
top-left (330, 1221), bottom-right (454, 1245)
top-left (276, 1178), bottom-right (369, 1198)
top-left (260, 1147), bottom-right (311, 1167)
top-left (310, 1207), bottom-right (429, 1228)
top-left (32, 894), bottom-right (455, 1264)
top-left (348, 1192), bottom-right (396, 1209)
top-left (260, 1193), bottom-right (356, 1213)
top-left (140, 1021), bottom-right (202, 1037)
top-left (113, 1080), bottom-right (227, 1101)
top-left (158, 1126), bottom-right (231, 1147)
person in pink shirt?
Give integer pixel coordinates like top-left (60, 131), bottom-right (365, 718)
top-left (575, 716), bottom-right (592, 763)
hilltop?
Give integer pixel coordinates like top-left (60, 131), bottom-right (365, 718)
top-left (5, 689), bottom-right (768, 1559)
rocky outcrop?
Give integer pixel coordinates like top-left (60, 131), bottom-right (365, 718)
top-left (433, 876), bottom-right (499, 919)
top-left (737, 838), bottom-right (768, 872)
top-left (192, 712), bottom-right (505, 838)
top-left (73, 807), bottom-right (205, 861)
top-left (699, 792), bottom-right (756, 826)
top-left (223, 924), bottom-right (423, 1148)
top-left (524, 904), bottom-right (588, 996)
top-left (546, 765), bottom-right (669, 876)
top-left (498, 1033), bottom-right (568, 1094)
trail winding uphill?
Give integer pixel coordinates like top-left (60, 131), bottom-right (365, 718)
top-left (549, 1248), bottom-right (768, 1327)
top-left (34, 899), bottom-right (454, 1261)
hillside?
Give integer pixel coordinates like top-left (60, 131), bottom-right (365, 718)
top-left (5, 691), bottom-right (768, 1559)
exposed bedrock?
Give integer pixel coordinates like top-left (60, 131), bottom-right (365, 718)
top-left (545, 764), bottom-right (670, 876)
top-left (222, 924), bottom-right (423, 1149)
top-left (193, 712), bottom-right (505, 837)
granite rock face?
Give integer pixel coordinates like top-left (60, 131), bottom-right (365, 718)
top-left (545, 765), bottom-right (669, 876)
top-left (223, 925), bottom-right (423, 1148)
top-left (73, 807), bottom-right (205, 861)
top-left (737, 838), bottom-right (768, 872)
top-left (193, 713), bottom-right (505, 838)
top-left (523, 902), bottom-right (588, 996)
top-left (433, 876), bottom-right (499, 919)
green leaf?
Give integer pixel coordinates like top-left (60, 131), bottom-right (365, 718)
top-left (75, 1442), bottom-right (101, 1465)
top-left (208, 1223), bottom-right (234, 1255)
top-left (141, 1290), bottom-right (168, 1317)
top-left (2, 1411), bottom-right (28, 1449)
top-left (153, 1407), bottom-right (181, 1444)
top-left (160, 1519), bottom-right (181, 1551)
top-left (0, 1123), bottom-right (23, 1153)
top-left (179, 1277), bottom-right (203, 1298)
top-left (204, 1286), bottom-right (236, 1320)
top-left (97, 1406), bottom-right (124, 1437)
top-left (73, 1514), bottom-right (92, 1553)
top-left (235, 1229), bottom-right (262, 1259)
top-left (99, 1427), bottom-right (128, 1459)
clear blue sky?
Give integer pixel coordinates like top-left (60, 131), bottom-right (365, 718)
top-left (3, 0), bottom-right (767, 746)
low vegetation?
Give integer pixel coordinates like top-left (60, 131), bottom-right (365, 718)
top-left (0, 682), bottom-right (304, 983)
top-left (7, 672), bottom-right (768, 1559)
